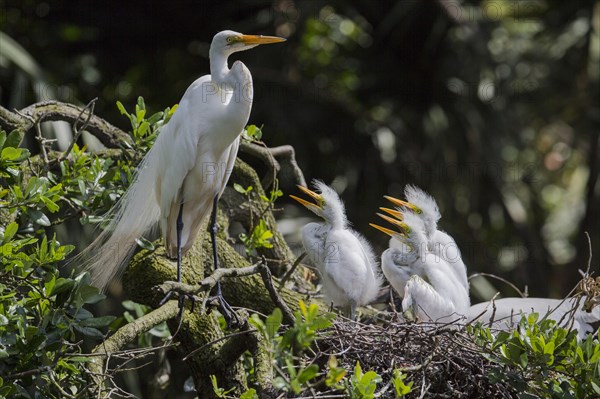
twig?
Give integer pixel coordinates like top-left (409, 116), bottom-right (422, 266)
top-left (157, 262), bottom-right (263, 297)
top-left (34, 120), bottom-right (49, 164)
top-left (239, 140), bottom-right (307, 188)
top-left (278, 252), bottom-right (307, 291)
top-left (469, 272), bottom-right (528, 298)
top-left (61, 97), bottom-right (97, 161)
top-left (258, 259), bottom-right (296, 325)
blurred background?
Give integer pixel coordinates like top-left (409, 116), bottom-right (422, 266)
top-left (1, 0), bottom-right (598, 300)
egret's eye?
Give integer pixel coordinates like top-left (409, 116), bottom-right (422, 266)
top-left (226, 37), bottom-right (234, 44)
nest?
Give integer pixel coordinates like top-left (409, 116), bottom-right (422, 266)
top-left (313, 319), bottom-right (518, 398)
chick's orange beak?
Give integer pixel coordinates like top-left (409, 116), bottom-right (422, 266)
top-left (290, 185), bottom-right (323, 214)
top-left (384, 195), bottom-right (422, 214)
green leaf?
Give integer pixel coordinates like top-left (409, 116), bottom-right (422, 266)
top-left (297, 364), bottom-right (319, 384)
top-left (5, 130), bottom-right (23, 149)
top-left (136, 237), bottom-right (155, 251)
top-left (116, 101), bottom-right (128, 116)
top-left (234, 183), bottom-right (252, 194)
top-left (137, 96), bottom-right (146, 111)
top-left (28, 209), bottom-right (51, 226)
top-left (40, 197), bottom-right (59, 213)
top-left (0, 131), bottom-right (6, 150)
top-left (3, 222), bottom-right (18, 242)
top-left (239, 388), bottom-right (259, 399)
top-left (1, 147), bottom-right (30, 162)
top-left (266, 308), bottom-right (282, 339)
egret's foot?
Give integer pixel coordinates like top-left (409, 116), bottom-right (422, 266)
top-left (159, 290), bottom-right (197, 317)
top-left (207, 292), bottom-right (240, 329)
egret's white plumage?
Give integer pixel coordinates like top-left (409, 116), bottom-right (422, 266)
top-left (74, 31), bottom-right (285, 290)
top-left (384, 212), bottom-right (470, 323)
top-left (393, 185), bottom-right (469, 291)
top-left (373, 188), bottom-right (599, 337)
top-left (291, 181), bottom-right (382, 318)
top-left (467, 297), bottom-right (599, 339)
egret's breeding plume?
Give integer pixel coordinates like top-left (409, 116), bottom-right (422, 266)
top-left (75, 31), bottom-right (285, 322)
top-left (290, 181), bottom-right (382, 319)
top-left (371, 211), bottom-right (470, 323)
top-left (385, 185), bottom-right (469, 291)
top-left (467, 297), bottom-right (600, 340)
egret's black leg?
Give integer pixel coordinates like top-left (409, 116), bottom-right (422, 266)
top-left (208, 195), bottom-right (239, 328)
top-left (160, 203), bottom-right (195, 316)
top-left (175, 202), bottom-right (186, 317)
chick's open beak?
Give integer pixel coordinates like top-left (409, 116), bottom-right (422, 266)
top-left (384, 195), bottom-right (422, 214)
top-left (379, 207), bottom-right (403, 220)
top-left (376, 213), bottom-right (409, 231)
top-left (240, 34), bottom-right (286, 45)
top-left (369, 223), bottom-right (405, 240)
top-left (290, 185), bottom-right (323, 214)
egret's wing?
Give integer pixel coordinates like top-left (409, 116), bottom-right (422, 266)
top-left (432, 230), bottom-right (469, 291)
top-left (421, 252), bottom-right (470, 315)
top-left (351, 230), bottom-right (383, 304)
top-left (177, 136), bottom-right (241, 253)
top-left (403, 274), bottom-right (458, 323)
top-left (381, 250), bottom-right (414, 297)
top-left (323, 230), bottom-right (371, 306)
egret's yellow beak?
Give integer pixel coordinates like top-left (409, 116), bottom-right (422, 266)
top-left (379, 207), bottom-right (403, 220)
top-left (239, 35), bottom-right (286, 45)
top-left (290, 185), bottom-right (323, 214)
top-left (369, 223), bottom-right (405, 240)
top-left (384, 195), bottom-right (422, 214)
top-left (376, 213), bottom-right (409, 231)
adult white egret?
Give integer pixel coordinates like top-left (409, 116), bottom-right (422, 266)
top-left (384, 185), bottom-right (469, 291)
top-left (371, 210), bottom-right (470, 323)
top-left (76, 30), bottom-right (285, 324)
top-left (290, 181), bottom-right (382, 319)
top-left (467, 297), bottom-right (600, 340)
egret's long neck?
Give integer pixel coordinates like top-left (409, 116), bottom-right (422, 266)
top-left (209, 49), bottom-right (230, 85)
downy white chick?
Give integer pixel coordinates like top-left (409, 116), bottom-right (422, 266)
top-left (371, 211), bottom-right (470, 323)
top-left (291, 181), bottom-right (382, 319)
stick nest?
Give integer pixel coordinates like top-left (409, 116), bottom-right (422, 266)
top-left (313, 319), bottom-right (519, 398)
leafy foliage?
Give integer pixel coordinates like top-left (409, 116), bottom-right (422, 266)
top-left (0, 98), bottom-right (175, 397)
top-left (0, 222), bottom-right (112, 397)
top-left (468, 314), bottom-right (600, 398)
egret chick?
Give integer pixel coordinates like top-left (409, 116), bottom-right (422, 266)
top-left (291, 181), bottom-right (382, 319)
top-left (371, 212), bottom-right (469, 323)
top-left (384, 185), bottom-right (469, 291)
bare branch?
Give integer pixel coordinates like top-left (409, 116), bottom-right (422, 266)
top-left (0, 101), bottom-right (131, 148)
top-left (156, 262), bottom-right (264, 298)
top-left (258, 260), bottom-right (296, 325)
top-left (239, 140), bottom-right (307, 188)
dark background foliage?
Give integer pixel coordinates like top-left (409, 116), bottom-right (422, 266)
top-left (1, 0), bottom-right (598, 299)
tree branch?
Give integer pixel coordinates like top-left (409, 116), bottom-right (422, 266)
top-left (0, 101), bottom-right (131, 148)
top-left (239, 140), bottom-right (307, 188)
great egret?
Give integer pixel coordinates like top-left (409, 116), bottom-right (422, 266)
top-left (75, 30), bottom-right (285, 323)
top-left (467, 297), bottom-right (600, 340)
top-left (290, 181), bottom-right (382, 319)
top-left (384, 185), bottom-right (469, 291)
top-left (371, 211), bottom-right (469, 323)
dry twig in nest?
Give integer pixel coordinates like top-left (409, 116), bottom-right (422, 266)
top-left (313, 320), bottom-right (519, 398)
